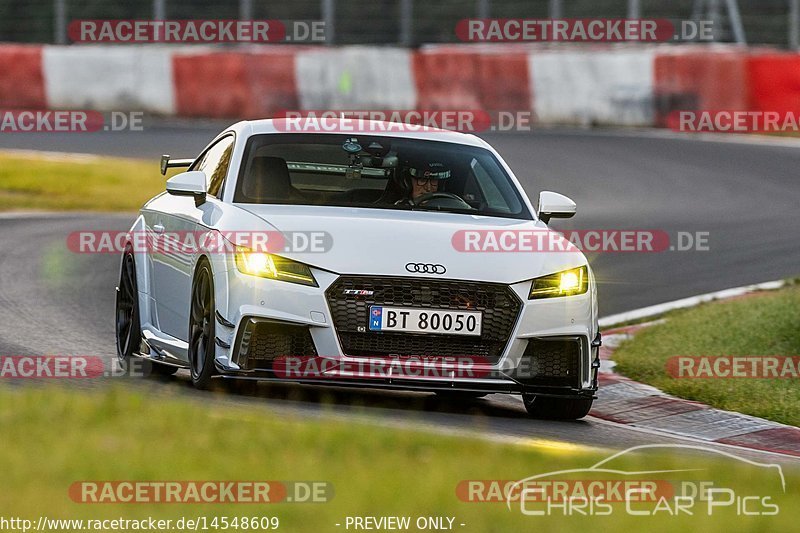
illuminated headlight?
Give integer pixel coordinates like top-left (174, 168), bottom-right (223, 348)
top-left (234, 247), bottom-right (317, 287)
top-left (528, 266), bottom-right (588, 300)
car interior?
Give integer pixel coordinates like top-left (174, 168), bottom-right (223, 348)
top-left (232, 135), bottom-right (527, 217)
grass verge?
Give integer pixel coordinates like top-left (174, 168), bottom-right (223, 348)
top-left (0, 152), bottom-right (164, 211)
top-left (613, 283), bottom-right (800, 426)
top-left (0, 383), bottom-right (797, 531)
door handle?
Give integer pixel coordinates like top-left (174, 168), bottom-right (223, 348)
top-left (153, 224), bottom-right (165, 234)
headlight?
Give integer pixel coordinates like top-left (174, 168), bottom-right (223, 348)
top-left (234, 247), bottom-right (317, 287)
top-left (528, 265), bottom-right (588, 300)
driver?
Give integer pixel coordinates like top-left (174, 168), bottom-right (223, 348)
top-left (396, 161), bottom-right (451, 205)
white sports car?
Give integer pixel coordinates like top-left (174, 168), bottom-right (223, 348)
top-left (116, 119), bottom-right (600, 419)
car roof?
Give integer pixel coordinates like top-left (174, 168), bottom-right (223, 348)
top-left (228, 118), bottom-right (491, 149)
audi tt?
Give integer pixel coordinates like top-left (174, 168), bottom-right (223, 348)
top-left (115, 118), bottom-right (600, 419)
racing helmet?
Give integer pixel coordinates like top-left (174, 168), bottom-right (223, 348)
top-left (402, 161), bottom-right (451, 194)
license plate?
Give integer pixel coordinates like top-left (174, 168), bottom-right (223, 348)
top-left (368, 306), bottom-right (482, 336)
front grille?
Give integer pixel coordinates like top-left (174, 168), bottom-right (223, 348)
top-left (235, 318), bottom-right (317, 371)
top-left (325, 276), bottom-right (522, 363)
top-left (515, 337), bottom-right (583, 388)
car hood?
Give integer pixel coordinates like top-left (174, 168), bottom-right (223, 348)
top-left (237, 204), bottom-right (587, 284)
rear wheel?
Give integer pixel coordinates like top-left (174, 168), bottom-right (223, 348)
top-left (189, 261), bottom-right (216, 390)
top-left (115, 249), bottom-right (178, 377)
top-left (115, 250), bottom-right (141, 369)
top-left (523, 394), bottom-right (593, 420)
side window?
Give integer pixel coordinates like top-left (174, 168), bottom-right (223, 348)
top-left (470, 158), bottom-right (505, 211)
top-left (469, 157), bottom-right (522, 214)
top-left (193, 136), bottom-right (235, 198)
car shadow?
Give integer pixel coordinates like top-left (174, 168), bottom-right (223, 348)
top-left (147, 371), bottom-right (532, 420)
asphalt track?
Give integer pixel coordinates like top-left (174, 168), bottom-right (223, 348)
top-left (1, 122), bottom-right (798, 460)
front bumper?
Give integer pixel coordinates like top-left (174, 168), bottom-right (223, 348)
top-left (212, 267), bottom-right (600, 397)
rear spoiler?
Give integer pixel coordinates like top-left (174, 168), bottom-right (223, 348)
top-left (160, 154), bottom-right (194, 175)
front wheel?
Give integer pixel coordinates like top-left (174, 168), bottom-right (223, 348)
top-left (189, 261), bottom-right (216, 390)
top-left (523, 394), bottom-right (593, 420)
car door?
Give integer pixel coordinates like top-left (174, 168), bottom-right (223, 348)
top-left (151, 134), bottom-right (235, 341)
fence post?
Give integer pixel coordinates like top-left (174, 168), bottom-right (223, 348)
top-left (153, 0), bottom-right (166, 20)
top-left (477, 0), bottom-right (490, 20)
top-left (548, 0), bottom-right (562, 19)
top-left (54, 0), bottom-right (67, 44)
top-left (627, 0), bottom-right (641, 19)
top-left (400, 0), bottom-right (413, 46)
top-left (322, 0), bottom-right (335, 45)
top-left (724, 0), bottom-right (746, 44)
top-left (239, 0), bottom-right (253, 21)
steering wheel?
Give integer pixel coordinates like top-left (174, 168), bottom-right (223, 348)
top-left (412, 192), bottom-right (473, 209)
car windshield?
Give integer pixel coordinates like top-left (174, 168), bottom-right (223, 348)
top-left (233, 133), bottom-right (531, 219)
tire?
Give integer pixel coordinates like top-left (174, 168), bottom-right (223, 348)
top-left (188, 260), bottom-right (216, 390)
top-left (523, 394), bottom-right (593, 420)
top-left (116, 248), bottom-right (179, 377)
top-left (143, 360), bottom-right (179, 377)
top-left (115, 249), bottom-right (141, 371)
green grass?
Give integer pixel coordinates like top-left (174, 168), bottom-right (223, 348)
top-left (613, 283), bottom-right (800, 426)
top-left (0, 383), bottom-right (797, 531)
top-left (0, 152), bottom-right (166, 211)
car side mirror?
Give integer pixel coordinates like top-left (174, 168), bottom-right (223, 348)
top-left (166, 170), bottom-right (207, 206)
top-left (538, 191), bottom-right (576, 224)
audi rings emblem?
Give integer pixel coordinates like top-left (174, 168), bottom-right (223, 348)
top-left (405, 263), bottom-right (447, 275)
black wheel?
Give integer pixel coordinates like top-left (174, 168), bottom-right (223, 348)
top-left (116, 248), bottom-right (178, 377)
top-left (189, 260), bottom-right (216, 389)
top-left (523, 394), bottom-right (593, 420)
top-left (116, 249), bottom-right (141, 368)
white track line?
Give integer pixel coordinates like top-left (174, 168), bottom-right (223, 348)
top-left (599, 280), bottom-right (786, 328)
top-left (525, 125), bottom-right (800, 148)
top-left (0, 148), bottom-right (104, 163)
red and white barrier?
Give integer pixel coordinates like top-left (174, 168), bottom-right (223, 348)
top-left (2, 43), bottom-right (799, 129)
top-left (295, 46), bottom-right (416, 110)
top-left (42, 45), bottom-right (176, 114)
top-left (746, 51), bottom-right (800, 116)
top-left (0, 45), bottom-right (47, 109)
top-left (653, 46), bottom-right (748, 127)
top-left (413, 48), bottom-right (531, 112)
top-left (173, 47), bottom-right (299, 118)
top-left (529, 48), bottom-right (655, 126)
